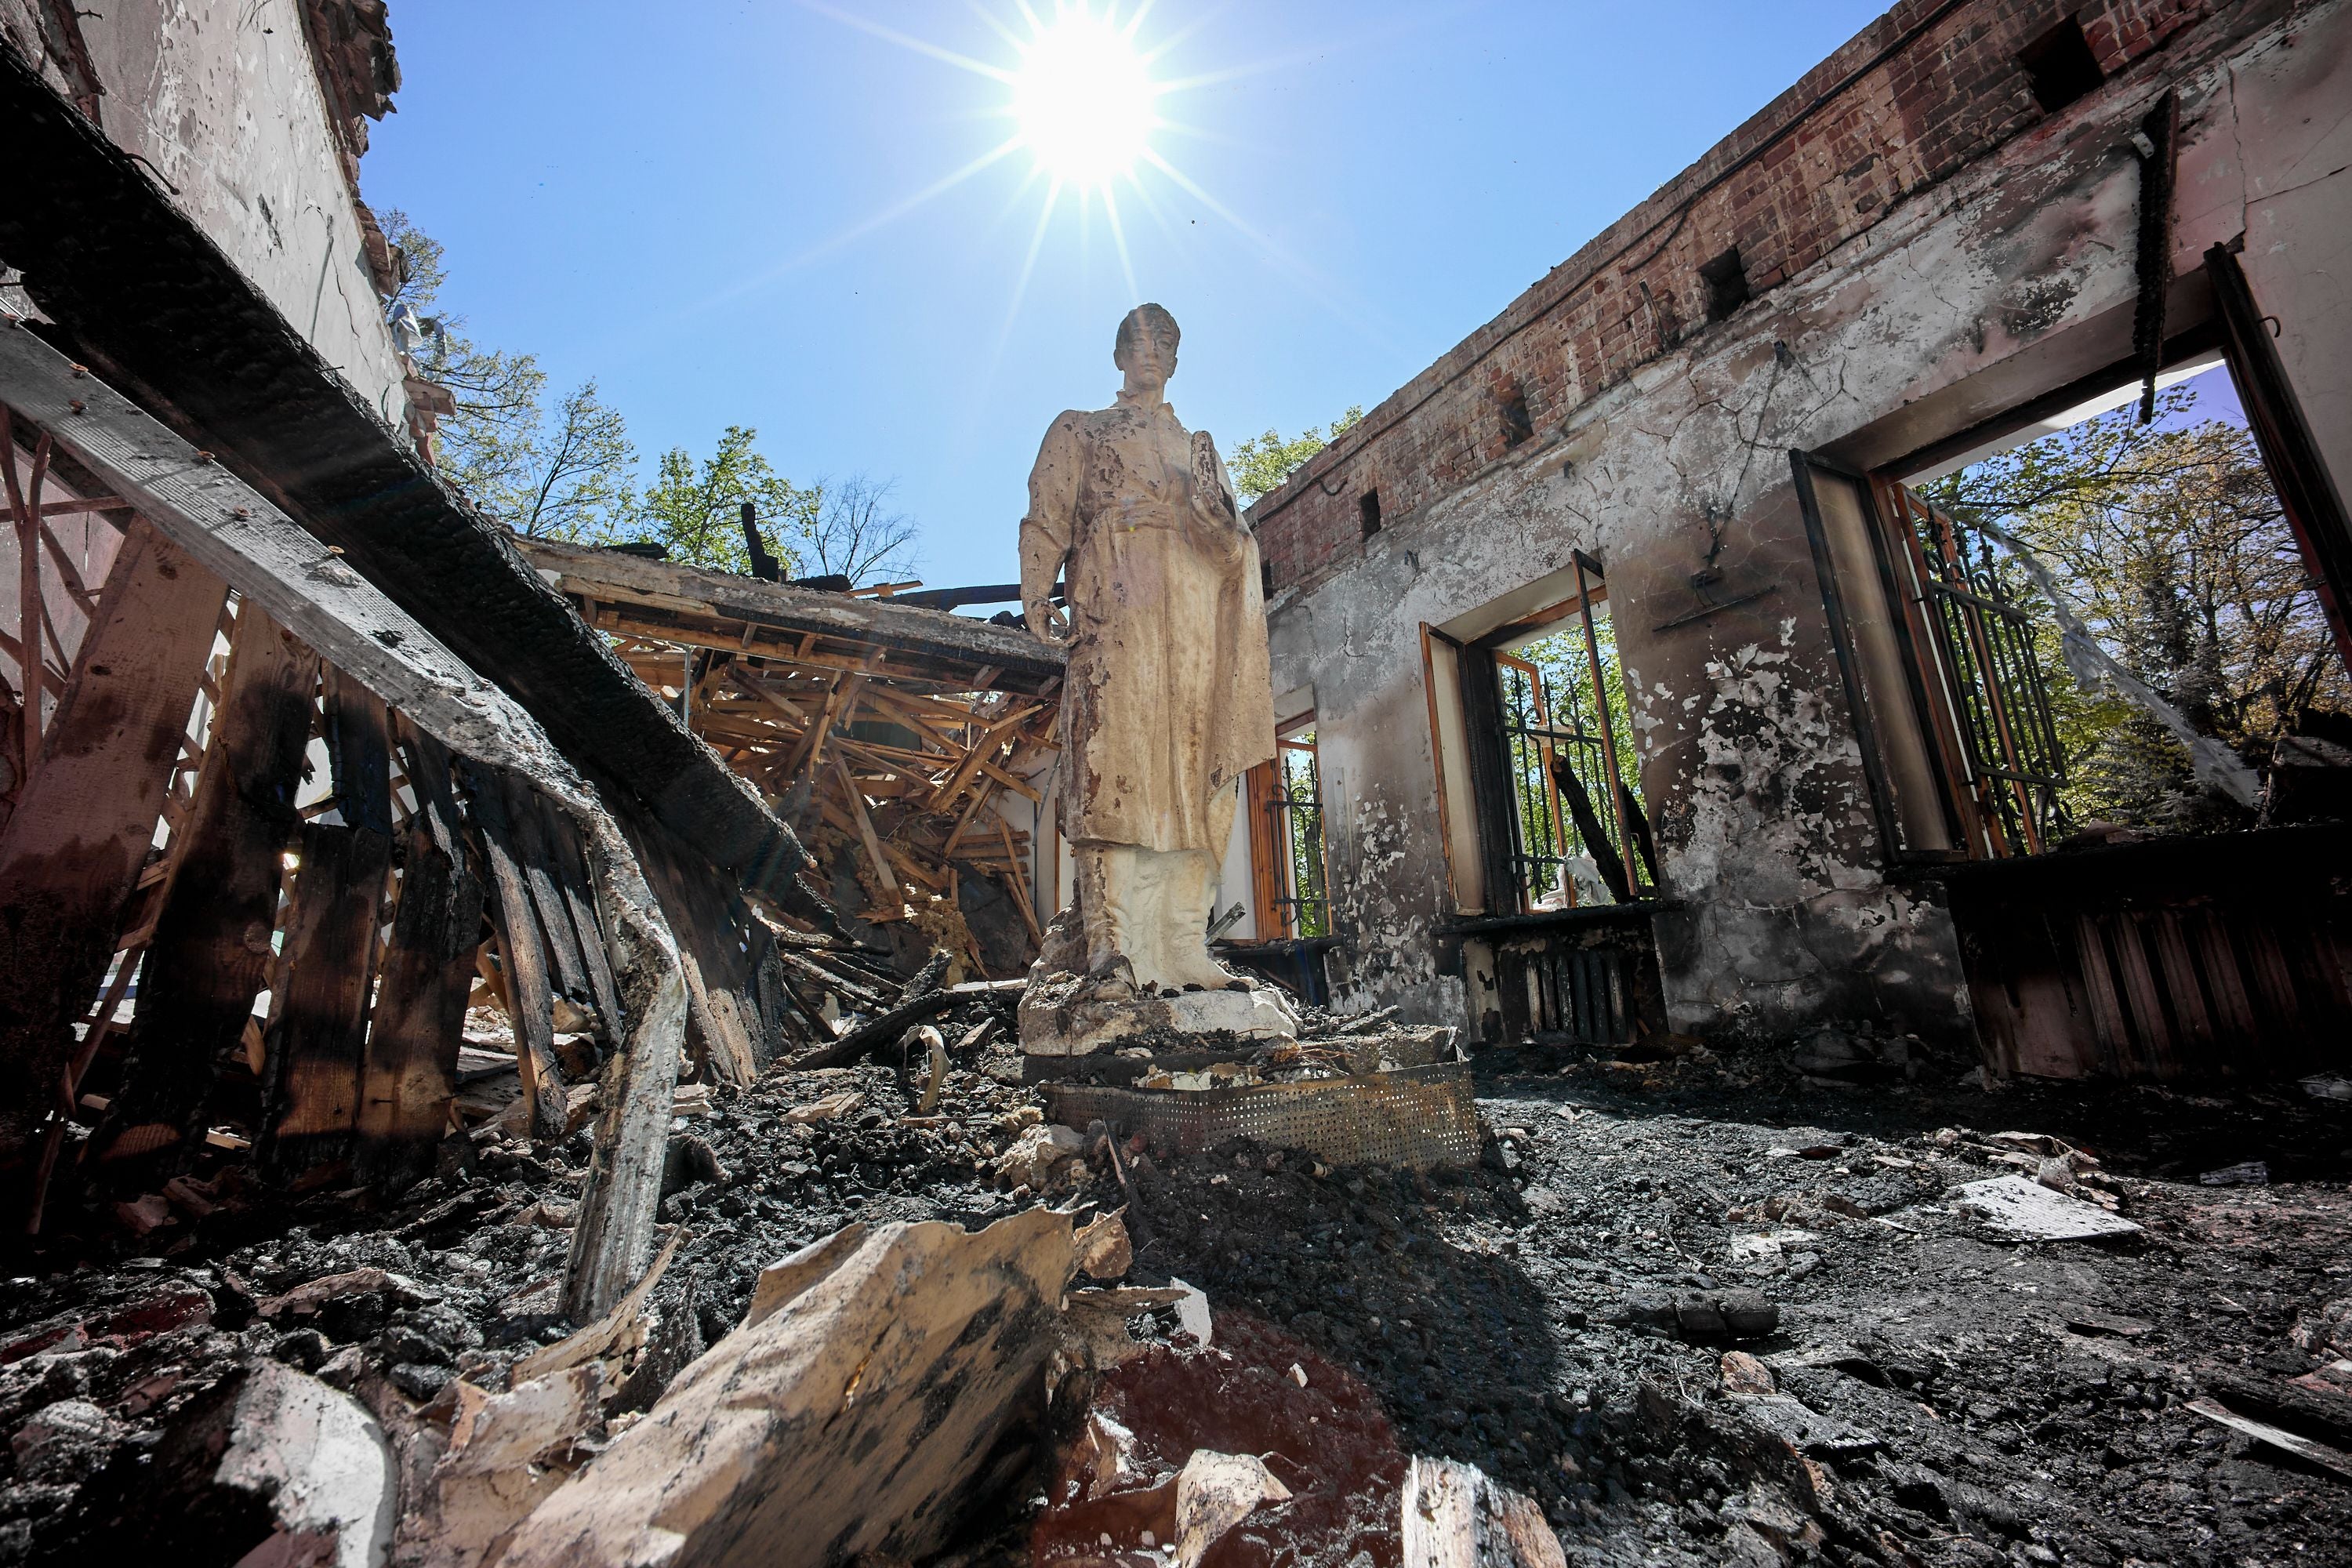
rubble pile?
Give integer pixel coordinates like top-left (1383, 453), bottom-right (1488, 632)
top-left (0, 1022), bottom-right (2345, 1563)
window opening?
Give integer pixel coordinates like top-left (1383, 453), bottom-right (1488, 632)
top-left (1877, 484), bottom-right (2069, 855)
top-left (1359, 489), bottom-right (1383, 539)
top-left (1499, 383), bottom-right (1534, 449)
top-left (1487, 561), bottom-right (1650, 910)
top-left (1905, 354), bottom-right (2343, 846)
top-left (1700, 246), bottom-right (1751, 323)
top-left (2017, 16), bottom-right (2103, 114)
top-left (1246, 727), bottom-right (1329, 939)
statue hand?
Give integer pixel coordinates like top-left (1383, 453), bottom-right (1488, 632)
top-left (1024, 597), bottom-right (1070, 646)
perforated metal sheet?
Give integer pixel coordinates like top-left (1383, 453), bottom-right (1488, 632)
top-left (1045, 1062), bottom-right (1479, 1171)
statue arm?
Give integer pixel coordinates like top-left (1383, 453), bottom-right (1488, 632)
top-left (1187, 430), bottom-right (1249, 562)
top-left (1019, 412), bottom-right (1080, 644)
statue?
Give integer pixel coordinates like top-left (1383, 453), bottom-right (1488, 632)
top-left (1015, 304), bottom-right (1298, 1056)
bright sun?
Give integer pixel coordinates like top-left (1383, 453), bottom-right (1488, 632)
top-left (1011, 7), bottom-right (1156, 187)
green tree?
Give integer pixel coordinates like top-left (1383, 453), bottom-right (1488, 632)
top-left (380, 209), bottom-right (637, 543)
top-left (1229, 406), bottom-right (1363, 505)
top-left (1921, 388), bottom-right (2348, 829)
top-left (626, 426), bottom-right (809, 574)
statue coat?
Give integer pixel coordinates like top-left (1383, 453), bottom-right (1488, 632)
top-left (1019, 394), bottom-right (1276, 855)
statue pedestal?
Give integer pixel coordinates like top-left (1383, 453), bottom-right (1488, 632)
top-left (1018, 967), bottom-right (1298, 1062)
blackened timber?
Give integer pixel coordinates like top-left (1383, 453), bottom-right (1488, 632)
top-left (256, 672), bottom-right (394, 1181)
top-left (355, 721), bottom-right (482, 1189)
top-left (516, 536), bottom-right (1065, 695)
top-left (464, 761), bottom-right (567, 1142)
top-left (93, 606), bottom-right (316, 1167)
top-left (0, 521), bottom-right (224, 1174)
top-left (0, 43), bottom-right (818, 916)
top-left (615, 791), bottom-right (764, 1084)
top-left (539, 796), bottom-right (623, 1040)
top-left (503, 770), bottom-right (595, 1014)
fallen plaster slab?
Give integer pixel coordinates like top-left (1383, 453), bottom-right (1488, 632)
top-left (216, 1361), bottom-right (397, 1568)
top-left (500, 1209), bottom-right (1079, 1568)
top-left (1950, 1175), bottom-right (2143, 1242)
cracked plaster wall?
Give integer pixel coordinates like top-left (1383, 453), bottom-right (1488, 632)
top-left (1260, 0), bottom-right (2352, 1047)
top-left (1, 0), bottom-right (410, 432)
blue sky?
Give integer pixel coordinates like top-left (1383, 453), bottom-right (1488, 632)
top-left (366, 1), bottom-right (1900, 589)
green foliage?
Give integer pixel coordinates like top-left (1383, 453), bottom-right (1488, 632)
top-left (381, 209), bottom-right (638, 543)
top-left (1519, 613), bottom-right (1644, 886)
top-left (1230, 405), bottom-right (1364, 505)
top-left (628, 427), bottom-right (809, 575)
top-left (1920, 387), bottom-right (2347, 830)
top-left (377, 214), bottom-right (923, 583)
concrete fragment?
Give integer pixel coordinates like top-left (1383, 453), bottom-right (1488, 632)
top-left (1172, 1450), bottom-right (1291, 1568)
top-left (1075, 1209), bottom-right (1133, 1279)
top-left (400, 1366), bottom-right (604, 1568)
top-left (994, 1121), bottom-right (1086, 1190)
top-left (500, 1210), bottom-right (1077, 1568)
top-left (1720, 1352), bottom-right (1777, 1396)
top-left (1953, 1174), bottom-right (2141, 1241)
top-left (214, 1361), bottom-right (398, 1568)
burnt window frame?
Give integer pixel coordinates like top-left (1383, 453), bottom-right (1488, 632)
top-left (1243, 718), bottom-right (1330, 940)
top-left (1457, 554), bottom-right (1655, 914)
top-left (1791, 451), bottom-right (1975, 866)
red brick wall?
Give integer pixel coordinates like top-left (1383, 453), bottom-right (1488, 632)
top-left (1250, 0), bottom-right (2216, 598)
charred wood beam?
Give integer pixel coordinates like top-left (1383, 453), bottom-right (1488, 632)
top-left (256, 672), bottom-right (394, 1182)
top-left (91, 604), bottom-right (315, 1171)
top-left (0, 520), bottom-right (225, 1178)
top-left (0, 322), bottom-right (681, 1317)
top-left (354, 720), bottom-right (483, 1191)
top-left (0, 44), bottom-right (821, 918)
top-left (463, 760), bottom-right (568, 1144)
top-left (516, 535), bottom-right (1065, 694)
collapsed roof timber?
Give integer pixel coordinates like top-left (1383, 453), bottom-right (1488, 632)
top-left (0, 2), bottom-right (2349, 1566)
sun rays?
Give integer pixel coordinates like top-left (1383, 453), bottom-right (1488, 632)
top-left (792, 1), bottom-right (1309, 313)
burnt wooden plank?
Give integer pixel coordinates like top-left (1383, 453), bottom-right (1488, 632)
top-left (93, 606), bottom-right (317, 1167)
top-left (255, 671), bottom-right (394, 1182)
top-left (0, 520), bottom-right (224, 1174)
top-left (354, 721), bottom-right (485, 1190)
top-left (463, 760), bottom-right (567, 1141)
top-left (539, 794), bottom-right (623, 1039)
top-left (502, 770), bottom-right (594, 1011)
top-left (615, 794), bottom-right (763, 1084)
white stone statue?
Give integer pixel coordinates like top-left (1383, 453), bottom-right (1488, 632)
top-left (1015, 304), bottom-right (1296, 1054)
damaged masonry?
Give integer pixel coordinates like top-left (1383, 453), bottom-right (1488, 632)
top-left (0, 2), bottom-right (2350, 1566)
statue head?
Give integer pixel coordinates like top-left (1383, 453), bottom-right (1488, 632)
top-left (1113, 303), bottom-right (1180, 395)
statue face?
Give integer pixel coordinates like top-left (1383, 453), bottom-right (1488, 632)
top-left (1116, 323), bottom-right (1178, 393)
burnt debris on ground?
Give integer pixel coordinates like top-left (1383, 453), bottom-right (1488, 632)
top-left (0, 1018), bottom-right (2347, 1563)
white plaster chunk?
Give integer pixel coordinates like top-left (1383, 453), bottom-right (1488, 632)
top-left (1950, 1174), bottom-right (2142, 1242)
top-left (215, 1361), bottom-right (397, 1568)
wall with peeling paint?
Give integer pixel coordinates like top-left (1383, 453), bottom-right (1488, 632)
top-left (0, 0), bottom-right (411, 433)
top-left (1252, 0), bottom-right (2352, 1048)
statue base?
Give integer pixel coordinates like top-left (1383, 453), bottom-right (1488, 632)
top-left (1018, 967), bottom-right (1298, 1061)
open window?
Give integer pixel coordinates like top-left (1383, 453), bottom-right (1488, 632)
top-left (1243, 720), bottom-right (1329, 939)
top-left (1463, 554), bottom-right (1655, 912)
top-left (1802, 263), bottom-right (2351, 862)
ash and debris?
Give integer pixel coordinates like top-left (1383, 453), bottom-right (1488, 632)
top-left (2, 1012), bottom-right (2349, 1565)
